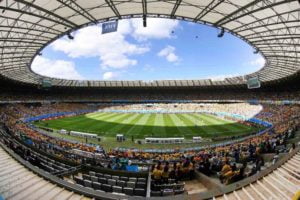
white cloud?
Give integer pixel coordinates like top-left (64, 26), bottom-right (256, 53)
top-left (158, 45), bottom-right (179, 63)
top-left (49, 18), bottom-right (181, 77)
top-left (250, 57), bottom-right (265, 67)
top-left (131, 18), bottom-right (179, 41)
top-left (31, 56), bottom-right (84, 80)
top-left (51, 24), bottom-right (149, 70)
top-left (102, 71), bottom-right (120, 80)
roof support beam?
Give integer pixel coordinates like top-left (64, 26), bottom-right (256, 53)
top-left (105, 0), bottom-right (121, 19)
top-left (57, 0), bottom-right (98, 24)
top-left (170, 0), bottom-right (182, 18)
top-left (194, 0), bottom-right (224, 22)
top-left (214, 0), bottom-right (295, 27)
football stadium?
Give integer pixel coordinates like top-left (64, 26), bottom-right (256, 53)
top-left (0, 1), bottom-right (300, 200)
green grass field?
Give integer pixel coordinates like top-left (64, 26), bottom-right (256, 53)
top-left (34, 112), bottom-right (257, 139)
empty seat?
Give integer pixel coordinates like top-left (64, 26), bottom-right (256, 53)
top-left (136, 182), bottom-right (146, 189)
top-left (174, 189), bottom-right (184, 195)
top-left (162, 189), bottom-right (174, 196)
top-left (83, 174), bottom-right (91, 180)
top-left (112, 186), bottom-right (123, 193)
top-left (74, 176), bottom-right (84, 185)
top-left (127, 181), bottom-right (135, 188)
top-left (98, 177), bottom-right (107, 184)
top-left (112, 175), bottom-right (119, 180)
top-left (96, 173), bottom-right (103, 177)
top-left (169, 179), bottom-right (175, 184)
top-left (91, 176), bottom-right (98, 182)
top-left (117, 180), bottom-right (126, 187)
top-left (89, 171), bottom-right (96, 176)
top-left (104, 174), bottom-right (112, 179)
top-left (108, 179), bottom-right (116, 186)
top-left (120, 176), bottom-right (129, 181)
top-left (102, 184), bottom-right (112, 192)
top-left (151, 191), bottom-right (162, 197)
top-left (92, 182), bottom-right (102, 190)
top-left (123, 187), bottom-right (134, 196)
top-left (134, 188), bottom-right (146, 196)
top-left (138, 178), bottom-right (146, 182)
top-left (84, 180), bottom-right (92, 188)
top-left (129, 177), bottom-right (137, 182)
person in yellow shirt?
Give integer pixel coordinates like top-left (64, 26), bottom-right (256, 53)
top-left (220, 161), bottom-right (232, 184)
top-left (292, 190), bottom-right (300, 200)
top-left (162, 164), bottom-right (169, 183)
top-left (152, 166), bottom-right (163, 184)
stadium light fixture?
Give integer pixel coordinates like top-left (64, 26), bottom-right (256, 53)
top-left (143, 15), bottom-right (147, 27)
top-left (217, 28), bottom-right (225, 38)
top-left (253, 49), bottom-right (259, 54)
top-left (67, 32), bottom-right (74, 40)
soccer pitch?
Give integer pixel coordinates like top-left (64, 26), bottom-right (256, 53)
top-left (34, 112), bottom-right (257, 139)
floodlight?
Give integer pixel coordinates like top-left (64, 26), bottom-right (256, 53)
top-left (67, 32), bottom-right (74, 40)
top-left (217, 28), bottom-right (225, 38)
top-left (143, 15), bottom-right (147, 27)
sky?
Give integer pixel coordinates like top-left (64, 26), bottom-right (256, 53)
top-left (31, 18), bottom-right (265, 81)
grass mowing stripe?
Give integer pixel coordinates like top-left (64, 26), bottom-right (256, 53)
top-left (139, 114), bottom-right (157, 138)
top-left (194, 114), bottom-right (232, 133)
top-left (152, 114), bottom-right (166, 137)
top-left (168, 114), bottom-right (194, 136)
top-left (97, 113), bottom-right (134, 133)
top-left (66, 112), bottom-right (121, 130)
top-left (68, 113), bottom-right (126, 134)
top-left (163, 114), bottom-right (181, 137)
top-left (125, 114), bottom-right (152, 137)
top-left (199, 114), bottom-right (247, 134)
top-left (203, 113), bottom-right (253, 131)
top-left (105, 113), bottom-right (139, 133)
top-left (178, 114), bottom-right (209, 135)
top-left (47, 112), bottom-right (115, 129)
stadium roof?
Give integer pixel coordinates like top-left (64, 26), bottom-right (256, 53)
top-left (0, 0), bottom-right (299, 87)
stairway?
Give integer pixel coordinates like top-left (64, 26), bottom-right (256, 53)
top-left (214, 152), bottom-right (300, 200)
top-left (0, 147), bottom-right (92, 200)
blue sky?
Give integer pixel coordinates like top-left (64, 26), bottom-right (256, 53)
top-left (31, 18), bottom-right (264, 81)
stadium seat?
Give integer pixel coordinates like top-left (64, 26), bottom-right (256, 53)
top-left (98, 177), bottom-right (107, 184)
top-left (136, 182), bottom-right (146, 189)
top-left (151, 191), bottom-right (162, 197)
top-left (123, 187), bottom-right (134, 196)
top-left (126, 181), bottom-right (136, 188)
top-left (112, 175), bottom-right (119, 180)
top-left (117, 180), bottom-right (126, 187)
top-left (91, 176), bottom-right (98, 182)
top-left (104, 174), bottom-right (112, 179)
top-left (107, 179), bottom-right (116, 186)
top-left (129, 177), bottom-right (137, 182)
top-left (89, 171), bottom-right (96, 176)
top-left (101, 184), bottom-right (112, 192)
top-left (84, 180), bottom-right (92, 188)
top-left (74, 176), bottom-right (84, 185)
top-left (83, 174), bottom-right (91, 180)
top-left (120, 176), bottom-right (129, 182)
top-left (92, 182), bottom-right (102, 190)
top-left (134, 188), bottom-right (146, 196)
top-left (96, 173), bottom-right (103, 178)
top-left (112, 186), bottom-right (123, 193)
top-left (163, 189), bottom-right (174, 196)
top-left (138, 178), bottom-right (146, 182)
